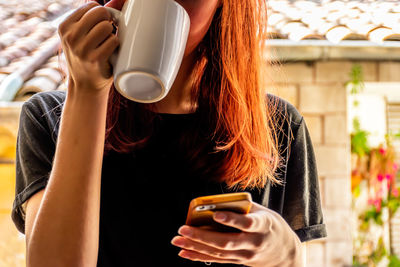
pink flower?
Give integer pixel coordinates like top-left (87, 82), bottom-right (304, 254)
top-left (379, 148), bottom-right (386, 155)
top-left (374, 199), bottom-right (382, 212)
top-left (393, 163), bottom-right (399, 171)
top-left (385, 174), bottom-right (393, 180)
top-left (392, 188), bottom-right (399, 197)
top-left (377, 174), bottom-right (384, 182)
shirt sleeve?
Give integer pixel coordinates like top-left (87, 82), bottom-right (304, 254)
top-left (282, 116), bottom-right (327, 243)
top-left (11, 96), bottom-right (56, 234)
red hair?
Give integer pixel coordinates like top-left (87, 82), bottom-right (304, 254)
top-left (59, 0), bottom-right (286, 190)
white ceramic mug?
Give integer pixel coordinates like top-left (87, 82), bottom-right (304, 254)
top-left (105, 0), bottom-right (190, 103)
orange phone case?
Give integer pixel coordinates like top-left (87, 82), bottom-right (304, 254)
top-left (185, 192), bottom-right (252, 232)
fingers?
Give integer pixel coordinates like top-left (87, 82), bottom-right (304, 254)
top-left (213, 210), bottom-right (272, 234)
top-left (58, 1), bottom-right (118, 62)
top-left (105, 0), bottom-right (126, 10)
top-left (171, 236), bottom-right (254, 263)
top-left (83, 20), bottom-right (115, 51)
top-left (75, 5), bottom-right (113, 38)
top-left (92, 33), bottom-right (120, 64)
top-left (59, 2), bottom-right (99, 34)
top-left (177, 225), bottom-right (266, 251)
top-left (68, 1), bottom-right (99, 22)
top-left (179, 249), bottom-right (239, 265)
top-left (59, 2), bottom-right (113, 43)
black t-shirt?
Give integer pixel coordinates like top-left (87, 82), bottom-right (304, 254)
top-left (11, 90), bottom-right (327, 266)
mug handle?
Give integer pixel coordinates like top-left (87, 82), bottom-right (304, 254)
top-left (104, 7), bottom-right (121, 67)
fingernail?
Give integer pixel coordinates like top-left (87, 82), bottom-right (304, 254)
top-left (178, 250), bottom-right (189, 258)
top-left (214, 212), bottom-right (227, 221)
top-left (178, 226), bottom-right (192, 237)
top-left (171, 237), bottom-right (184, 246)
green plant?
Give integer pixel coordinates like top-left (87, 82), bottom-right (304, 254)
top-left (350, 64), bottom-right (400, 267)
top-left (389, 255), bottom-right (400, 267)
top-left (351, 118), bottom-right (370, 157)
top-left (347, 64), bottom-right (365, 95)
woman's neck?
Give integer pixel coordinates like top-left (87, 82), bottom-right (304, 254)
top-left (152, 50), bottom-right (198, 114)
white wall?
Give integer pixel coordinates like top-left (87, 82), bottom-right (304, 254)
top-left (347, 93), bottom-right (387, 147)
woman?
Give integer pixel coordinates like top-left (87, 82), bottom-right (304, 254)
top-left (11, 0), bottom-right (327, 266)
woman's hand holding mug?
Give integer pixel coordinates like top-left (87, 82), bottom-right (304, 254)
top-left (58, 0), bottom-right (190, 102)
top-left (57, 0), bottom-right (125, 95)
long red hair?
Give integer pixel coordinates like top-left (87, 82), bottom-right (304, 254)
top-left (59, 0), bottom-right (286, 190)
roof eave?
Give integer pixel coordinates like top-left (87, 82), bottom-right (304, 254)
top-left (264, 39), bottom-right (400, 61)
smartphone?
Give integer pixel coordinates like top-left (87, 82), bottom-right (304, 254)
top-left (185, 192), bottom-right (252, 233)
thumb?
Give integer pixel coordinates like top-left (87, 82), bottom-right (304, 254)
top-left (104, 0), bottom-right (126, 10)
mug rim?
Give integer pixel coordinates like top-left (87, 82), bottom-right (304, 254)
top-left (114, 70), bottom-right (166, 103)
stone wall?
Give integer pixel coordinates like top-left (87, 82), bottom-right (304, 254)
top-left (268, 60), bottom-right (400, 266)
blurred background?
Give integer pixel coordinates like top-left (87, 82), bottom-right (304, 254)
top-left (0, 0), bottom-right (400, 266)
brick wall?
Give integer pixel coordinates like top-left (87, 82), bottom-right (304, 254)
top-left (268, 60), bottom-right (400, 266)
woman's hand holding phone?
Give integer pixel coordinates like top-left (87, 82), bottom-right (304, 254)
top-left (171, 195), bottom-right (303, 267)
